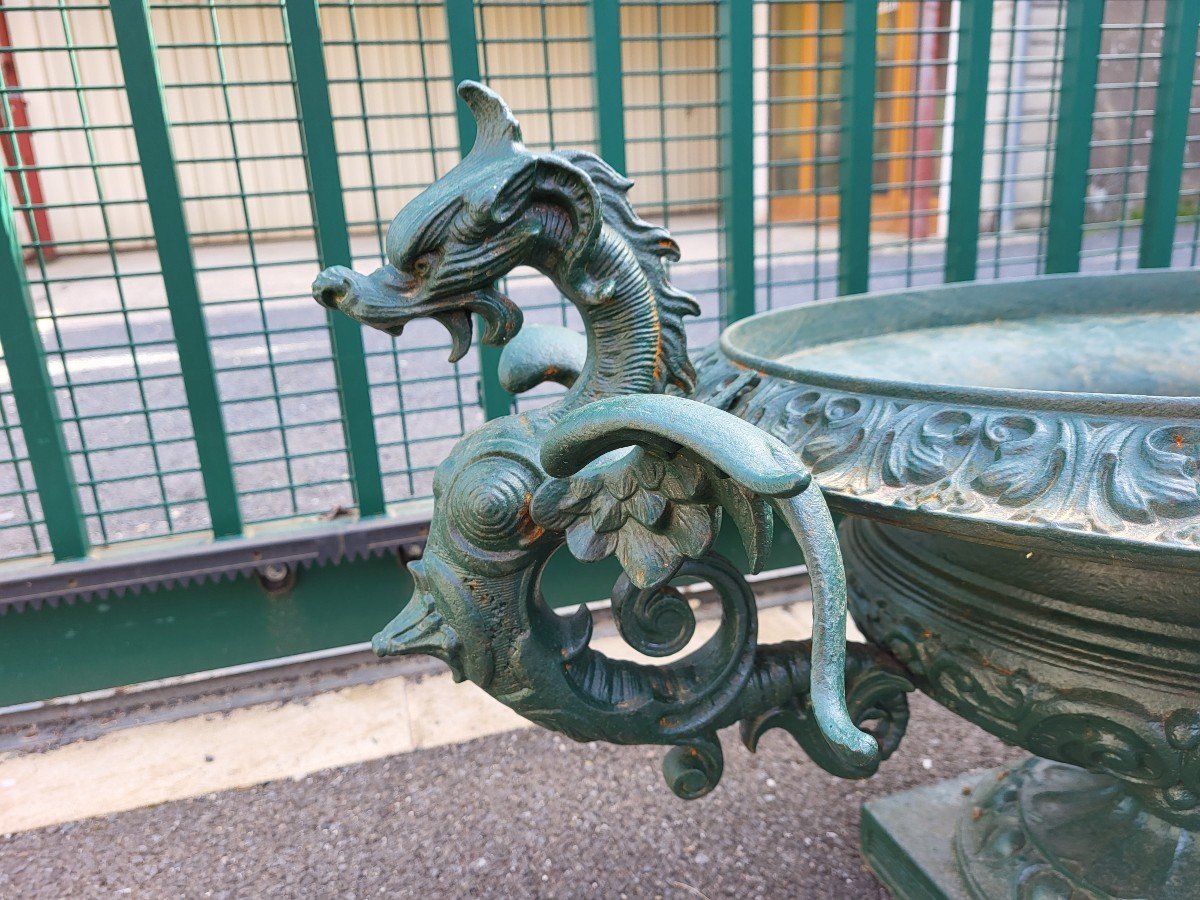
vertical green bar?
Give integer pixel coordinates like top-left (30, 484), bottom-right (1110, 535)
top-left (944, 0), bottom-right (994, 283)
top-left (838, 0), bottom-right (877, 296)
top-left (719, 0), bottom-right (755, 322)
top-left (1139, 2), bottom-right (1200, 269)
top-left (283, 0), bottom-right (385, 517)
top-left (590, 0), bottom-right (626, 175)
top-left (0, 166), bottom-right (88, 560)
top-left (109, 0), bottom-right (242, 537)
top-left (443, 0), bottom-right (510, 420)
top-left (1045, 0), bottom-right (1104, 275)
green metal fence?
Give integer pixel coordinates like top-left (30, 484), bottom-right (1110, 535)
top-left (2, 0), bottom-right (1199, 703)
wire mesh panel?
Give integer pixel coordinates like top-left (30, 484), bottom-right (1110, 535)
top-left (968, 0), bottom-right (1067, 278)
top-left (1073, 0), bottom-right (1161, 271)
top-left (152, 0), bottom-right (359, 525)
top-left (318, 0), bottom-right (477, 503)
top-left (622, 0), bottom-right (723, 349)
top-left (1171, 27), bottom-right (1200, 267)
top-left (757, 0), bottom-right (842, 310)
top-left (3, 0), bottom-right (1200, 568)
top-left (866, 0), bottom-right (954, 290)
top-left (1, 0), bottom-right (210, 553)
top-left (0, 363), bottom-right (46, 560)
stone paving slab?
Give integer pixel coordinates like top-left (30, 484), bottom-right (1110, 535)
top-left (0, 602), bottom-right (828, 834)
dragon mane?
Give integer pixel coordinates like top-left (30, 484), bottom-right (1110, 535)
top-left (556, 149), bottom-right (701, 394)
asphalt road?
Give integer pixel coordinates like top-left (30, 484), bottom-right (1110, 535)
top-left (1, 225), bottom-right (1168, 559)
top-left (0, 692), bottom-right (1024, 898)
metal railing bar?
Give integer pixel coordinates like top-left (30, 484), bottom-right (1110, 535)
top-left (591, 0), bottom-right (626, 175)
top-left (1045, 0), bottom-right (1104, 274)
top-left (942, 0), bottom-right (990, 280)
top-left (265, 2), bottom-right (389, 517)
top-left (1139, 3), bottom-right (1200, 269)
top-left (837, 0), bottom-right (876, 296)
top-left (718, 0), bottom-right (754, 323)
top-left (109, 0), bottom-right (243, 538)
top-left (0, 163), bottom-right (88, 561)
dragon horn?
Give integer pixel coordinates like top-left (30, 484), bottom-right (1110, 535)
top-left (458, 80), bottom-right (524, 155)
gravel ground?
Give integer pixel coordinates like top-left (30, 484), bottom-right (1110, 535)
top-left (0, 693), bottom-right (1022, 898)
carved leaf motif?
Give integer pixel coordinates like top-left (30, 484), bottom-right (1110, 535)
top-left (667, 503), bottom-right (718, 560)
top-left (883, 409), bottom-right (976, 487)
top-left (565, 517), bottom-right (617, 561)
top-left (531, 448), bottom-right (722, 589)
top-left (1106, 425), bottom-right (1200, 523)
top-left (660, 457), bottom-right (706, 500)
top-left (528, 477), bottom-right (575, 531)
top-left (589, 491), bottom-right (625, 533)
top-left (626, 489), bottom-right (668, 528)
top-left (799, 396), bottom-right (869, 473)
top-left (972, 414), bottom-right (1063, 506)
top-left (614, 517), bottom-right (687, 589)
top-left (709, 475), bottom-right (773, 573)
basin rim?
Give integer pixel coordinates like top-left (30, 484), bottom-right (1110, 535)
top-left (718, 269), bottom-right (1200, 420)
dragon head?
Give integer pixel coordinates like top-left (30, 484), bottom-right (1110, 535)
top-left (312, 80), bottom-right (606, 363)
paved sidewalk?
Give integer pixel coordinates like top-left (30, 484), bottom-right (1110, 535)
top-left (0, 693), bottom-right (1021, 898)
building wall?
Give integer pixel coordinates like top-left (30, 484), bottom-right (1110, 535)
top-left (4, 0), bottom-right (722, 252)
top-left (6, 0), bottom-right (1194, 252)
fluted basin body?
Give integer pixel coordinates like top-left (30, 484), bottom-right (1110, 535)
top-left (690, 269), bottom-right (1200, 898)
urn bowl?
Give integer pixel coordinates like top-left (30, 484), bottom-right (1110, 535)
top-left (691, 269), bottom-right (1200, 898)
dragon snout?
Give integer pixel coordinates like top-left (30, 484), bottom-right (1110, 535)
top-left (313, 266), bottom-right (356, 310)
top-left (371, 587), bottom-right (467, 681)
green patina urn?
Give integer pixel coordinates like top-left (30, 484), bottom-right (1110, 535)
top-left (691, 270), bottom-right (1200, 898)
top-left (315, 83), bottom-right (1198, 899)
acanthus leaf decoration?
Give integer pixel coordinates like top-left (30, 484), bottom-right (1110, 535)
top-left (690, 350), bottom-right (1200, 548)
top-left (972, 412), bottom-right (1063, 507)
top-left (1106, 424), bottom-right (1200, 523)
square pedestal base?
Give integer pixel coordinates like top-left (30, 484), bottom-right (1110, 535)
top-left (860, 770), bottom-right (995, 900)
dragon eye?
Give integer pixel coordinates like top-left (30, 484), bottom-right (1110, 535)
top-left (447, 458), bottom-right (540, 552)
top-left (412, 253), bottom-right (435, 277)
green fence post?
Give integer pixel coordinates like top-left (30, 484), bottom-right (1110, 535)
top-left (944, 0), bottom-right (994, 283)
top-left (0, 165), bottom-right (88, 560)
top-left (1045, 0), bottom-right (1104, 275)
top-left (109, 0), bottom-right (242, 537)
top-left (590, 0), bottom-right (626, 175)
top-left (838, 0), bottom-right (876, 296)
top-left (1139, 2), bottom-right (1200, 269)
top-left (283, 0), bottom-right (386, 517)
top-left (444, 0), bottom-right (510, 421)
top-left (719, 0), bottom-right (756, 323)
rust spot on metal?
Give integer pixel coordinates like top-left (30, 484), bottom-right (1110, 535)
top-left (978, 657), bottom-right (1015, 677)
top-left (516, 492), bottom-right (545, 543)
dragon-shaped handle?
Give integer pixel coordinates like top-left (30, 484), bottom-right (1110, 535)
top-left (314, 81), bottom-right (911, 798)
